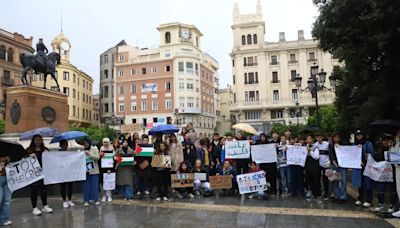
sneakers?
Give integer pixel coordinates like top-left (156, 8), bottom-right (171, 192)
top-left (388, 206), bottom-right (395, 213)
top-left (67, 201), bottom-right (75, 207)
top-left (316, 197), bottom-right (324, 204)
top-left (306, 190), bottom-right (312, 198)
top-left (163, 196), bottom-right (168, 201)
top-left (363, 202), bottom-right (372, 208)
top-left (176, 193), bottom-right (183, 199)
top-left (32, 208), bottom-right (42, 216)
top-left (188, 193), bottom-right (195, 198)
top-left (95, 201), bottom-right (100, 206)
top-left (355, 200), bottom-right (362, 206)
top-left (83, 202), bottom-right (89, 207)
top-left (2, 221), bottom-right (12, 226)
top-left (374, 205), bottom-right (384, 212)
top-left (392, 210), bottom-right (400, 218)
top-left (42, 205), bottom-right (53, 213)
top-left (128, 198), bottom-right (133, 201)
top-left (107, 196), bottom-right (113, 202)
top-left (63, 201), bottom-right (69, 208)
top-left (144, 191), bottom-right (150, 195)
top-left (101, 196), bottom-right (107, 202)
top-left (194, 191), bottom-right (201, 196)
top-left (136, 191), bottom-right (141, 196)
top-left (248, 194), bottom-right (255, 199)
top-left (155, 197), bottom-right (161, 201)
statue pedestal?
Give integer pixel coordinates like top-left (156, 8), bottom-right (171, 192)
top-left (5, 85), bottom-right (69, 133)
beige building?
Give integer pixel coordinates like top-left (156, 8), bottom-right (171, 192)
top-left (0, 29), bottom-right (34, 119)
top-left (31, 32), bottom-right (94, 127)
top-left (92, 94), bottom-right (100, 127)
top-left (230, 1), bottom-right (339, 133)
top-left (217, 86), bottom-right (234, 135)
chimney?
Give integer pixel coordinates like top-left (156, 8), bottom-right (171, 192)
top-left (298, 30), bottom-right (305, 40)
top-left (279, 32), bottom-right (285, 42)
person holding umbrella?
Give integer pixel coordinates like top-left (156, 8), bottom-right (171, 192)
top-left (82, 138), bottom-right (101, 207)
top-left (59, 140), bottom-right (75, 209)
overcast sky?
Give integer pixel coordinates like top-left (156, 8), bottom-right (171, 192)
top-left (1, 0), bottom-right (318, 93)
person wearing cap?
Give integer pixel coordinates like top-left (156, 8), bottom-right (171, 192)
top-left (59, 140), bottom-right (76, 209)
top-left (314, 132), bottom-right (331, 200)
top-left (391, 129), bottom-right (400, 217)
top-left (352, 129), bottom-right (374, 208)
top-left (82, 138), bottom-right (100, 207)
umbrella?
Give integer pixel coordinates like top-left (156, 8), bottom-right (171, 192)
top-left (148, 124), bottom-right (179, 135)
top-left (370, 119), bottom-right (400, 135)
top-left (0, 139), bottom-right (27, 162)
top-left (50, 131), bottom-right (88, 144)
top-left (296, 126), bottom-right (326, 135)
top-left (20, 127), bottom-right (60, 141)
top-left (232, 123), bottom-right (257, 135)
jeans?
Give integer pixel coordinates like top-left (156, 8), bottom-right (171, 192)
top-left (194, 180), bottom-right (211, 192)
top-left (376, 180), bottom-right (397, 205)
top-left (155, 169), bottom-right (169, 197)
top-left (279, 166), bottom-right (291, 194)
top-left (61, 182), bottom-right (73, 201)
top-left (333, 167), bottom-right (347, 200)
top-left (120, 185), bottom-right (133, 199)
top-left (321, 167), bottom-right (330, 197)
top-left (30, 180), bottom-right (47, 208)
top-left (83, 174), bottom-right (99, 202)
top-left (259, 163), bottom-right (277, 194)
top-left (289, 165), bottom-right (305, 196)
top-left (137, 176), bottom-right (149, 192)
top-left (0, 176), bottom-right (11, 223)
top-left (358, 175), bottom-right (373, 203)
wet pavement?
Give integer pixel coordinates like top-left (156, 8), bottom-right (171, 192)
top-left (7, 194), bottom-right (398, 228)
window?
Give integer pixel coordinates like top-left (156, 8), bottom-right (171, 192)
top-left (179, 79), bottom-right (184, 90)
top-left (119, 103), bottom-right (125, 112)
top-left (0, 45), bottom-right (5, 60)
top-left (165, 81), bottom-right (171, 91)
top-left (153, 117), bottom-right (158, 123)
top-left (289, 53), bottom-right (296, 62)
top-left (72, 106), bottom-right (76, 117)
top-left (271, 110), bottom-right (283, 119)
top-left (165, 100), bottom-right (172, 109)
top-left (119, 86), bottom-right (124, 95)
top-left (253, 34), bottom-right (258, 44)
top-left (151, 67), bottom-right (157, 74)
top-left (142, 118), bottom-right (147, 127)
top-left (142, 100), bottom-right (147, 111)
top-left (186, 62), bottom-right (194, 75)
top-left (272, 72), bottom-right (279, 83)
top-left (243, 57), bottom-right (247, 66)
top-left (63, 87), bottom-right (69, 96)
top-left (271, 55), bottom-right (278, 65)
top-left (196, 98), bottom-right (200, 108)
top-left (165, 32), bottom-right (171, 43)
top-left (233, 93), bottom-right (236, 102)
top-left (245, 91), bottom-right (259, 102)
top-left (273, 90), bottom-right (279, 102)
top-left (245, 56), bottom-right (257, 66)
top-left (104, 70), bottom-right (108, 79)
top-left (247, 34), bottom-right (252, 45)
top-left (104, 54), bottom-right (108, 63)
top-left (131, 84), bottom-right (136, 93)
top-left (119, 55), bottom-right (124, 62)
top-left (104, 86), bottom-right (109, 98)
top-left (131, 69), bottom-right (136, 75)
top-left (104, 103), bottom-right (109, 113)
top-left (82, 109), bottom-right (85, 119)
top-left (63, 72), bottom-right (69, 81)
top-left (73, 89), bottom-right (76, 98)
top-left (196, 36), bottom-right (199, 47)
top-left (152, 99), bottom-right (158, 110)
top-left (165, 65), bottom-right (171, 72)
top-left (233, 75), bottom-right (235, 84)
top-left (309, 52), bottom-right (316, 60)
top-left (245, 111), bottom-right (261, 120)
top-left (241, 35), bottom-right (246, 45)
top-left (7, 48), bottom-right (13, 62)
top-left (292, 89), bottom-right (298, 100)
top-left (178, 62), bottom-right (184, 73)
top-left (195, 63), bottom-right (199, 75)
top-left (132, 119), bottom-right (137, 123)
top-left (186, 82), bottom-right (194, 90)
top-left (179, 97), bottom-right (185, 108)
top-left (142, 68), bottom-right (146, 75)
top-left (247, 72), bottom-right (258, 84)
top-left (290, 70), bottom-right (297, 82)
top-left (77, 91), bottom-right (79, 100)
top-left (82, 93), bottom-right (85, 102)
top-left (187, 97), bottom-right (194, 108)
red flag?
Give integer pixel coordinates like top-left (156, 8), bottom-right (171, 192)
top-left (115, 154), bottom-right (122, 164)
top-left (135, 144), bottom-right (142, 155)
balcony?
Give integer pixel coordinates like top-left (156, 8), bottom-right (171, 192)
top-left (308, 58), bottom-right (318, 62)
top-left (244, 81), bottom-right (259, 85)
top-left (271, 80), bottom-right (280, 84)
top-left (244, 63), bottom-right (258, 67)
top-left (270, 62), bottom-right (279, 65)
top-left (2, 78), bottom-right (14, 86)
top-left (288, 60), bottom-right (298, 64)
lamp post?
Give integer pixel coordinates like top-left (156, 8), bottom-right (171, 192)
top-left (294, 64), bottom-right (336, 127)
top-left (294, 101), bottom-right (301, 125)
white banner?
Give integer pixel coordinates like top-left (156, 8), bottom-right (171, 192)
top-left (6, 157), bottom-right (44, 193)
top-left (286, 146), bottom-right (308, 167)
top-left (251, 144), bottom-right (277, 164)
top-left (103, 173), bottom-right (116, 190)
top-left (141, 83), bottom-right (157, 93)
top-left (225, 140), bottom-right (250, 159)
top-left (364, 155), bottom-right (393, 182)
top-left (335, 145), bottom-right (362, 169)
top-left (385, 151), bottom-right (400, 164)
top-left (236, 171), bottom-right (267, 194)
top-left (42, 151), bottom-right (86, 185)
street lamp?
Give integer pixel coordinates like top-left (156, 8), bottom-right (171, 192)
top-left (294, 64), bottom-right (336, 127)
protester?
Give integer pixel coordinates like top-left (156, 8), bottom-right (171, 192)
top-left (169, 134), bottom-right (183, 172)
top-left (210, 133), bottom-right (222, 175)
top-left (304, 135), bottom-right (322, 203)
top-left (175, 161), bottom-right (195, 198)
top-left (0, 156), bottom-right (12, 226)
top-left (152, 142), bottom-right (171, 201)
top-left (196, 138), bottom-right (212, 176)
top-left (277, 135), bottom-right (290, 196)
top-left (27, 135), bottom-right (53, 215)
top-left (82, 138), bottom-right (100, 207)
top-left (115, 139), bottom-right (135, 201)
top-left (186, 123), bottom-right (198, 144)
top-left (135, 136), bottom-right (151, 197)
top-left (269, 131), bottom-right (280, 144)
top-left (219, 137), bottom-right (226, 165)
top-left (314, 132), bottom-right (330, 200)
top-left (247, 162), bottom-right (266, 199)
top-left (182, 141), bottom-right (197, 168)
top-left (329, 133), bottom-right (347, 203)
top-left (392, 129), bottom-right (400, 217)
top-left (58, 140), bottom-right (75, 208)
top-left (288, 136), bottom-right (305, 197)
top-left (99, 138), bottom-right (115, 202)
top-left (256, 133), bottom-right (277, 195)
top-left (193, 159), bottom-right (212, 196)
top-left (217, 160), bottom-right (237, 195)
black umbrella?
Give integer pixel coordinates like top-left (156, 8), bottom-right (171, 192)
top-left (370, 119), bottom-right (400, 135)
top-left (296, 126), bottom-right (326, 136)
top-left (0, 139), bottom-right (28, 162)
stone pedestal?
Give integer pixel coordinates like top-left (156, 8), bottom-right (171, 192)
top-left (5, 85), bottom-right (68, 133)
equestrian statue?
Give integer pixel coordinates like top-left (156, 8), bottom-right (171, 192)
top-left (20, 38), bottom-right (61, 91)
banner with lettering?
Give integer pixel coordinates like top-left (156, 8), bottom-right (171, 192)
top-left (335, 145), bottom-right (362, 169)
top-left (251, 144), bottom-right (277, 164)
top-left (286, 145), bottom-right (308, 167)
top-left (236, 171), bottom-right (268, 194)
top-left (384, 151), bottom-right (400, 164)
top-left (209, 175), bottom-right (232, 190)
top-left (225, 140), bottom-right (250, 159)
top-left (6, 157), bottom-right (44, 193)
top-left (363, 155), bottom-right (393, 182)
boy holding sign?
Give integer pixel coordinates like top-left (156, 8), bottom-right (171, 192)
top-left (304, 135), bottom-right (322, 203)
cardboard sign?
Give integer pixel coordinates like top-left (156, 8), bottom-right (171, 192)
top-left (209, 175), bottom-right (232, 190)
top-left (42, 151), bottom-right (86, 185)
top-left (120, 123), bottom-right (142, 134)
top-left (236, 171), bottom-right (268, 194)
top-left (385, 151), bottom-right (400, 164)
top-left (225, 140), bottom-right (250, 159)
top-left (103, 172), bottom-right (116, 190)
top-left (194, 172), bottom-right (207, 181)
top-left (151, 155), bottom-right (171, 168)
top-left (6, 157), bottom-right (44, 193)
top-left (101, 151), bottom-right (115, 168)
top-left (335, 145), bottom-right (362, 169)
top-left (171, 173), bottom-right (194, 188)
top-left (363, 155), bottom-right (393, 182)
top-left (286, 146), bottom-right (308, 167)
top-left (251, 144), bottom-right (277, 164)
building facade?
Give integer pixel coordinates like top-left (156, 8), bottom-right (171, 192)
top-left (92, 94), bottom-right (100, 127)
top-left (31, 32), bottom-right (94, 126)
top-left (217, 86), bottom-right (234, 135)
top-left (230, 1), bottom-right (339, 133)
top-left (0, 29), bottom-right (34, 119)
top-left (103, 22), bottom-right (219, 137)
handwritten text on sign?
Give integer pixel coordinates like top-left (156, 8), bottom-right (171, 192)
top-left (251, 144), bottom-right (277, 164)
top-left (171, 173), bottom-right (194, 188)
top-left (6, 157), bottom-right (44, 193)
top-left (236, 171), bottom-right (267, 194)
top-left (225, 140), bottom-right (250, 159)
top-left (209, 175), bottom-right (232, 190)
top-left (103, 173), bottom-right (116, 190)
top-left (335, 145), bottom-right (362, 169)
top-left (363, 155), bottom-right (393, 182)
top-left (286, 146), bottom-right (308, 167)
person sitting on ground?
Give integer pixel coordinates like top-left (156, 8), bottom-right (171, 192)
top-left (247, 162), bottom-right (266, 199)
top-left (175, 161), bottom-right (195, 199)
top-left (193, 159), bottom-right (212, 196)
top-left (217, 160), bottom-right (237, 195)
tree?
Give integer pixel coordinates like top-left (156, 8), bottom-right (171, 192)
top-left (69, 124), bottom-right (117, 144)
top-left (312, 0), bottom-right (400, 133)
top-left (307, 105), bottom-right (339, 132)
top-left (270, 123), bottom-right (306, 136)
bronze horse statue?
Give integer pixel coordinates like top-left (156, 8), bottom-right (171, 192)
top-left (19, 52), bottom-right (61, 91)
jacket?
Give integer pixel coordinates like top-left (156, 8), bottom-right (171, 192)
top-left (86, 146), bottom-right (100, 175)
top-left (169, 142), bottom-right (183, 171)
top-left (196, 147), bottom-right (213, 166)
top-left (351, 140), bottom-right (374, 188)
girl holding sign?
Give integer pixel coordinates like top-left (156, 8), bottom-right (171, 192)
top-left (304, 135), bottom-right (322, 204)
top-left (82, 138), bottom-right (101, 207)
top-left (328, 133), bottom-right (348, 203)
top-left (115, 139), bottom-right (135, 201)
top-left (247, 162), bottom-right (266, 199)
top-left (175, 161), bottom-right (195, 198)
top-left (152, 142), bottom-right (171, 201)
top-left (100, 138), bottom-right (115, 202)
top-left (0, 156), bottom-right (12, 225)
top-left (193, 159), bottom-right (212, 196)
top-left (59, 140), bottom-right (75, 209)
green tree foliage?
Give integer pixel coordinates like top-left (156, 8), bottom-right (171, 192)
top-left (312, 0), bottom-right (400, 132)
top-left (270, 123), bottom-right (306, 136)
top-left (0, 119), bottom-right (5, 134)
top-left (69, 124), bottom-right (117, 143)
top-left (307, 105), bottom-right (339, 132)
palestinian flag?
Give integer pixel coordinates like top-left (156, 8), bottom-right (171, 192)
top-left (116, 154), bottom-right (135, 167)
top-left (136, 144), bottom-right (154, 157)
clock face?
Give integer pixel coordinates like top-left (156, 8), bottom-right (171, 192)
top-left (181, 29), bottom-right (189, 39)
top-left (61, 42), bottom-right (69, 50)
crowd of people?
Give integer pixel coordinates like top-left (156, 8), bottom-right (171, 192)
top-left (0, 123), bottom-right (399, 226)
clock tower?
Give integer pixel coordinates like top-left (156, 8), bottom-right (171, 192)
top-left (158, 23), bottom-right (203, 48)
top-left (51, 32), bottom-right (71, 61)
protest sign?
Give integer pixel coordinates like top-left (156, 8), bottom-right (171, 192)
top-left (136, 144), bottom-right (154, 157)
top-left (364, 155), bottom-right (393, 182)
top-left (120, 123), bottom-right (142, 134)
top-left (225, 140), bottom-right (250, 159)
top-left (286, 146), bottom-right (308, 167)
top-left (194, 173), bottom-right (207, 181)
top-left (42, 151), bottom-right (86, 185)
top-left (151, 155), bottom-right (172, 168)
top-left (209, 175), bottom-right (232, 190)
top-left (101, 150), bottom-right (114, 168)
top-left (385, 151), bottom-right (400, 164)
top-left (236, 171), bottom-right (267, 194)
top-left (171, 173), bottom-right (194, 188)
top-left (251, 144), bottom-right (277, 164)
top-left (6, 157), bottom-right (44, 192)
top-left (335, 145), bottom-right (362, 169)
top-left (118, 155), bottom-right (135, 167)
top-left (103, 172), bottom-right (116, 190)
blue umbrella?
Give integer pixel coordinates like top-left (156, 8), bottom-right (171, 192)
top-left (148, 124), bottom-right (179, 135)
top-left (19, 127), bottom-right (60, 141)
top-left (50, 131), bottom-right (88, 144)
